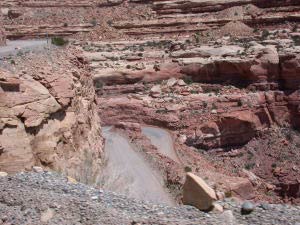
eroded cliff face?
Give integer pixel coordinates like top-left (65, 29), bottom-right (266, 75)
top-left (0, 13), bottom-right (6, 46)
top-left (0, 48), bottom-right (104, 184)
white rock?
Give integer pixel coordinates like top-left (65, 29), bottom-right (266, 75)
top-left (32, 166), bottom-right (44, 173)
top-left (219, 210), bottom-right (236, 225)
top-left (166, 77), bottom-right (177, 87)
top-left (0, 171), bottom-right (8, 177)
top-left (177, 79), bottom-right (186, 86)
top-left (41, 208), bottom-right (55, 222)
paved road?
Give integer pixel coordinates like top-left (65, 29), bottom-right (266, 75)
top-left (99, 127), bottom-right (175, 205)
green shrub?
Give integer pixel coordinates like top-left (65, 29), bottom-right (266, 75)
top-left (184, 166), bottom-right (192, 172)
top-left (261, 29), bottom-right (270, 39)
top-left (183, 76), bottom-right (193, 85)
top-left (90, 18), bottom-right (97, 27)
top-left (94, 80), bottom-right (104, 90)
top-left (292, 36), bottom-right (300, 46)
top-left (51, 37), bottom-right (68, 46)
top-left (244, 163), bottom-right (255, 170)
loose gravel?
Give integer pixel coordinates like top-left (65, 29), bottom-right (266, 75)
top-left (0, 172), bottom-right (299, 225)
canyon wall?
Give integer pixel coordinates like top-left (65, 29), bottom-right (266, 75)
top-left (0, 48), bottom-right (104, 184)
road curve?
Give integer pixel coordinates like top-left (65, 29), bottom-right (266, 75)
top-left (99, 127), bottom-right (175, 205)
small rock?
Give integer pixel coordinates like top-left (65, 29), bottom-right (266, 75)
top-left (241, 201), bottom-right (255, 215)
top-left (0, 171), bottom-right (8, 177)
top-left (41, 208), bottom-right (54, 222)
top-left (177, 79), bottom-right (186, 86)
top-left (166, 77), bottom-right (177, 87)
top-left (219, 210), bottom-right (236, 225)
top-left (32, 166), bottom-right (43, 173)
top-left (212, 203), bottom-right (223, 213)
top-left (216, 191), bottom-right (225, 200)
top-left (259, 203), bottom-right (270, 210)
top-left (91, 196), bottom-right (98, 200)
top-left (67, 176), bottom-right (77, 184)
top-left (150, 85), bottom-right (162, 98)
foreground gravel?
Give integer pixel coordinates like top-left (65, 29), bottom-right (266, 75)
top-left (0, 172), bottom-right (299, 225)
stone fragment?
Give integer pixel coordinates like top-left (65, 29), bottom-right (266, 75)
top-left (166, 77), bottom-right (177, 87)
top-left (183, 172), bottom-right (217, 211)
top-left (32, 166), bottom-right (44, 173)
top-left (177, 79), bottom-right (186, 86)
top-left (219, 210), bottom-right (236, 225)
top-left (67, 176), bottom-right (78, 184)
top-left (241, 201), bottom-right (255, 215)
top-left (41, 208), bottom-right (55, 222)
top-left (150, 85), bottom-right (162, 98)
top-left (212, 203), bottom-right (224, 213)
top-left (0, 172), bottom-right (8, 177)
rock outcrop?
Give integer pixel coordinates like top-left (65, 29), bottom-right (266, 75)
top-left (0, 13), bottom-right (6, 45)
top-left (0, 48), bottom-right (104, 184)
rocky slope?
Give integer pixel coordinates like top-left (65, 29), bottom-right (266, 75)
top-left (0, 0), bottom-right (300, 223)
top-left (1, 171), bottom-right (300, 225)
top-left (0, 47), bottom-right (104, 184)
top-left (75, 0), bottom-right (300, 204)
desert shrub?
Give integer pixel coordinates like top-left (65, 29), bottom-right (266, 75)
top-left (271, 163), bottom-right (277, 168)
top-left (261, 29), bottom-right (270, 39)
top-left (244, 163), bottom-right (255, 170)
top-left (107, 20), bottom-right (113, 26)
top-left (51, 37), bottom-right (68, 46)
top-left (94, 80), bottom-right (104, 90)
top-left (183, 76), bottom-right (193, 85)
top-left (237, 99), bottom-right (243, 106)
top-left (292, 36), bottom-right (300, 46)
top-left (292, 24), bottom-right (298, 32)
top-left (184, 166), bottom-right (192, 172)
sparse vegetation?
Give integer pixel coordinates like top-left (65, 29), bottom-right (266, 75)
top-left (51, 37), bottom-right (68, 46)
top-left (237, 99), bottom-right (243, 107)
top-left (94, 80), bottom-right (104, 90)
top-left (292, 24), bottom-right (298, 32)
top-left (292, 36), bottom-right (300, 46)
top-left (261, 29), bottom-right (270, 39)
top-left (182, 76), bottom-right (193, 85)
top-left (244, 163), bottom-right (255, 170)
top-left (90, 18), bottom-right (97, 27)
top-left (184, 166), bottom-right (192, 172)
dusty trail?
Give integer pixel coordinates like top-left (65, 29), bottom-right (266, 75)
top-left (142, 126), bottom-right (180, 163)
top-left (99, 127), bottom-right (175, 205)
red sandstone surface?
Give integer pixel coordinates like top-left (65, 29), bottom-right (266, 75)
top-left (0, 0), bottom-right (300, 207)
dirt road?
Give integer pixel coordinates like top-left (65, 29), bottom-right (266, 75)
top-left (99, 127), bottom-right (175, 205)
top-left (142, 126), bottom-right (180, 163)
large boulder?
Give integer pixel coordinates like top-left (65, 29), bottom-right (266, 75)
top-left (183, 172), bottom-right (217, 211)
